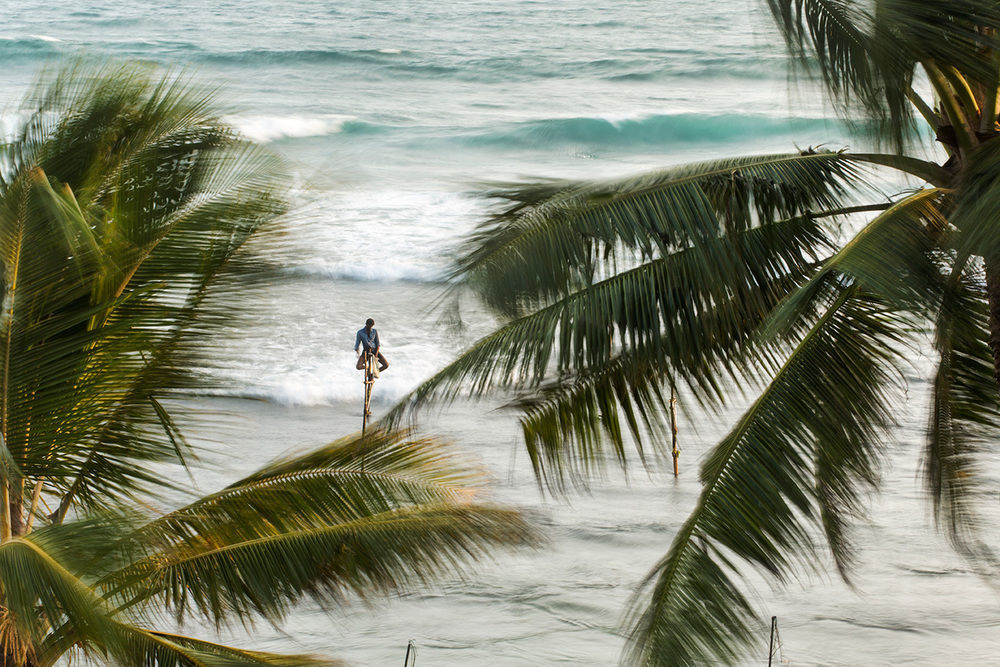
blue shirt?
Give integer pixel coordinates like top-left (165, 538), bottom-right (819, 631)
top-left (355, 327), bottom-right (380, 353)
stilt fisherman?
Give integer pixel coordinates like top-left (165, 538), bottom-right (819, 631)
top-left (355, 318), bottom-right (389, 373)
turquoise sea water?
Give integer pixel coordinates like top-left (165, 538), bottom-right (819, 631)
top-left (2, 0), bottom-right (854, 408)
top-left (2, 1), bottom-right (998, 664)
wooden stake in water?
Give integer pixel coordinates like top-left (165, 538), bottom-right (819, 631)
top-left (768, 616), bottom-right (777, 667)
top-left (670, 387), bottom-right (679, 476)
top-left (403, 640), bottom-right (416, 666)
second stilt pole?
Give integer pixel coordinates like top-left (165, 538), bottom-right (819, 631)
top-left (670, 387), bottom-right (679, 476)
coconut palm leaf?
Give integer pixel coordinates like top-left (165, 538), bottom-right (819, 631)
top-left (391, 154), bottom-right (941, 491)
top-left (619, 190), bottom-right (954, 662)
top-left (506, 349), bottom-right (674, 492)
top-left (105, 430), bottom-right (538, 627)
top-left (9, 431), bottom-right (534, 664)
top-left (0, 537), bottom-right (111, 652)
top-left (951, 140), bottom-right (1000, 262)
top-left (926, 262), bottom-right (1000, 558)
top-left (500, 223), bottom-right (834, 493)
top-left (385, 213), bottom-right (839, 495)
top-left (0, 166), bottom-right (126, 527)
top-left (500, 190), bottom-right (945, 477)
top-left (765, 0), bottom-right (914, 147)
top-left (407, 209), bottom-right (830, 401)
top-left (0, 61), bottom-right (539, 666)
top-left (396, 149), bottom-right (959, 661)
top-left (765, 0), bottom-right (1000, 148)
top-left (117, 505), bottom-right (536, 629)
top-left (0, 61), bottom-right (290, 525)
top-left (395, 2), bottom-right (1000, 665)
top-left (398, 202), bottom-right (856, 399)
top-left (0, 520), bottom-right (338, 667)
top-left (0, 433), bottom-right (22, 490)
top-left (766, 188), bottom-right (947, 339)
top-left (0, 515), bottom-right (148, 662)
top-left (880, 0), bottom-right (1000, 90)
top-left (134, 429), bottom-right (496, 549)
top-left (88, 623), bottom-right (338, 667)
top-left (457, 150), bottom-right (873, 318)
top-left (624, 283), bottom-right (907, 665)
top-left (390, 152), bottom-right (951, 495)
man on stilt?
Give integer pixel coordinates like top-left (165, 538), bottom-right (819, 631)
top-left (355, 318), bottom-right (387, 422)
top-left (355, 317), bottom-right (389, 374)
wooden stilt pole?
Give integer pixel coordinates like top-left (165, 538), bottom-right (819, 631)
top-left (362, 352), bottom-right (374, 435)
top-left (768, 616), bottom-right (777, 667)
top-left (670, 387), bottom-right (679, 476)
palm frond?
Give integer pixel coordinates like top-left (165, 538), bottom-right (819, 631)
top-left (0, 517), bottom-right (135, 663)
top-left (881, 0), bottom-right (1000, 88)
top-left (0, 519), bottom-right (339, 666)
top-left (765, 0), bottom-right (916, 148)
top-left (507, 350), bottom-right (673, 492)
top-left (132, 429), bottom-right (493, 550)
top-left (113, 505), bottom-right (536, 629)
top-left (503, 218), bottom-right (828, 493)
top-left (390, 210), bottom-right (836, 430)
top-left (458, 150), bottom-right (872, 317)
top-left (103, 430), bottom-right (538, 627)
top-left (0, 536), bottom-right (111, 651)
top-left (766, 188), bottom-right (947, 339)
top-left (91, 623), bottom-right (339, 667)
top-left (624, 285), bottom-right (907, 665)
top-left (765, 0), bottom-right (1000, 148)
top-left (926, 261), bottom-right (1000, 558)
top-left (952, 140), bottom-right (1000, 262)
top-left (0, 60), bottom-right (290, 519)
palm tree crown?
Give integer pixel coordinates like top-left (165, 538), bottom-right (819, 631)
top-left (390, 1), bottom-right (1000, 664)
top-left (0, 62), bottom-right (537, 666)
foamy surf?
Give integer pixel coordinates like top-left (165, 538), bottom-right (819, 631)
top-left (205, 342), bottom-right (453, 406)
top-left (278, 188), bottom-right (482, 283)
top-left (229, 113), bottom-right (359, 143)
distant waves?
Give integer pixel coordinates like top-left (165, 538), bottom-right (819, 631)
top-left (0, 35), bottom-right (63, 61)
top-left (460, 113), bottom-right (843, 148)
top-left (229, 111), bottom-right (845, 150)
top-left (0, 37), bottom-right (789, 85)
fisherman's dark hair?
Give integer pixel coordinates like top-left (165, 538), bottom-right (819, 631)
top-left (366, 318), bottom-right (375, 327)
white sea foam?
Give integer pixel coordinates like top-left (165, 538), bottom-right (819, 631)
top-left (211, 342), bottom-right (452, 406)
top-left (228, 113), bottom-right (357, 143)
top-left (284, 260), bottom-right (443, 283)
top-left (0, 112), bottom-right (26, 143)
top-left (282, 188), bottom-right (482, 283)
top-left (195, 185), bottom-right (489, 409)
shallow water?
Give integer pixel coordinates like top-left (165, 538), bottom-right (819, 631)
top-left (173, 388), bottom-right (1000, 666)
top-left (3, 0), bottom-right (999, 663)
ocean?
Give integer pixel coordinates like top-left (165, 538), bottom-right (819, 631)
top-left (2, 0), bottom-right (998, 664)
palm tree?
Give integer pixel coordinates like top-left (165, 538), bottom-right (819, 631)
top-left (388, 1), bottom-right (1000, 664)
top-left (0, 61), bottom-right (536, 666)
